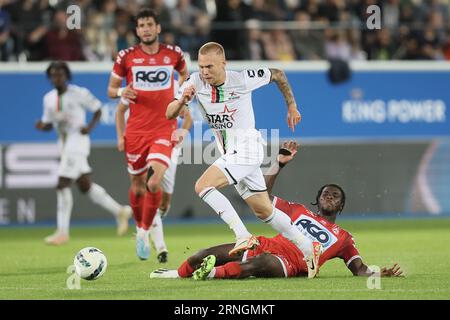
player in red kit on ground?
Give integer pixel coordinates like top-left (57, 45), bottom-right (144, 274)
top-left (151, 141), bottom-right (404, 279)
top-left (107, 8), bottom-right (188, 260)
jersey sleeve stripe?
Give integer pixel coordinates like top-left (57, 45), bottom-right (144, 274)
top-left (345, 255), bottom-right (361, 267)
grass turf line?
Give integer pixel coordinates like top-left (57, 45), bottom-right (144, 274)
top-left (0, 218), bottom-right (449, 300)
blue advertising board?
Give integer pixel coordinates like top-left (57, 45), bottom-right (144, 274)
top-left (1, 67), bottom-right (449, 142)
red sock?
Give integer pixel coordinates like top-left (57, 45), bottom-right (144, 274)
top-left (141, 190), bottom-right (162, 230)
top-left (214, 262), bottom-right (242, 279)
top-left (177, 260), bottom-right (195, 278)
top-left (128, 189), bottom-right (144, 228)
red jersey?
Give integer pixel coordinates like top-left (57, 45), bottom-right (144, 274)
top-left (273, 196), bottom-right (361, 272)
top-left (112, 43), bottom-right (186, 136)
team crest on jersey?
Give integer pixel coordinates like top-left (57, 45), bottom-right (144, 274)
top-left (163, 56), bottom-right (171, 64)
top-left (206, 105), bottom-right (237, 129)
top-left (293, 214), bottom-right (338, 250)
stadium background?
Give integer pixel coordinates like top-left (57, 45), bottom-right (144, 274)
top-left (0, 0), bottom-right (449, 224)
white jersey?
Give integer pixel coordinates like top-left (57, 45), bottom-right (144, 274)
top-left (176, 68), bottom-right (272, 154)
top-left (42, 84), bottom-right (102, 156)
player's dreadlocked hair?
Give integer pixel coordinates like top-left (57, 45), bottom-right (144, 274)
top-left (135, 8), bottom-right (160, 26)
top-left (311, 184), bottom-right (346, 214)
top-left (46, 61), bottom-right (72, 80)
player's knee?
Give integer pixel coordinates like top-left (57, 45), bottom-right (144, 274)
top-left (252, 204), bottom-right (272, 220)
top-left (146, 178), bottom-right (161, 193)
top-left (195, 179), bottom-right (211, 195)
top-left (131, 181), bottom-right (146, 196)
top-left (56, 177), bottom-right (71, 190)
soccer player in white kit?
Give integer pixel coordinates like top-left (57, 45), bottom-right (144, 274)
top-left (35, 61), bottom-right (132, 245)
top-left (116, 99), bottom-right (192, 263)
top-left (166, 42), bottom-right (322, 277)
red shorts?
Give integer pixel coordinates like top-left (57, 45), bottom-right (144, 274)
top-left (124, 133), bottom-right (174, 175)
top-left (243, 236), bottom-right (307, 277)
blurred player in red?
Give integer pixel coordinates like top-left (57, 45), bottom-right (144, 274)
top-left (107, 8), bottom-right (188, 260)
top-left (151, 141), bottom-right (404, 279)
top-left (116, 99), bottom-right (192, 263)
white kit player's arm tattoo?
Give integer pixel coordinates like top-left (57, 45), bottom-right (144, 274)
top-left (269, 68), bottom-right (297, 108)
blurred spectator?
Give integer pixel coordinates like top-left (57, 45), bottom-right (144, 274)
top-left (249, 0), bottom-right (275, 21)
top-left (371, 29), bottom-right (397, 59)
top-left (8, 0), bottom-right (52, 61)
top-left (191, 12), bottom-right (211, 59)
top-left (150, 0), bottom-right (173, 32)
top-left (171, 0), bottom-right (204, 56)
top-left (212, 0), bottom-right (252, 60)
top-left (84, 0), bottom-right (117, 61)
top-left (1, 0), bottom-right (449, 62)
top-left (383, 0), bottom-right (400, 28)
top-left (0, 0), bottom-right (11, 61)
top-left (44, 9), bottom-right (85, 60)
top-left (443, 34), bottom-right (450, 60)
top-left (114, 9), bottom-right (135, 53)
top-left (324, 29), bottom-right (351, 61)
top-left (243, 19), bottom-right (268, 60)
top-left (290, 10), bottom-right (325, 59)
top-left (262, 26), bottom-right (297, 61)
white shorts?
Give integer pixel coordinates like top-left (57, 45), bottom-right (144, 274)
top-left (213, 150), bottom-right (267, 200)
top-left (160, 146), bottom-right (181, 194)
top-left (58, 153), bottom-right (92, 179)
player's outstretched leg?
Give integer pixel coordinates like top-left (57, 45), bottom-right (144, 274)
top-left (193, 255), bottom-right (217, 280)
top-left (195, 165), bottom-right (254, 253)
top-left (77, 174), bottom-right (132, 236)
top-left (245, 192), bottom-right (320, 277)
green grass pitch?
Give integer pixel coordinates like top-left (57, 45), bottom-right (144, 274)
top-left (1, 218), bottom-right (450, 300)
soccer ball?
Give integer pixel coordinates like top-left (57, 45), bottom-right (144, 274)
top-left (73, 247), bottom-right (107, 280)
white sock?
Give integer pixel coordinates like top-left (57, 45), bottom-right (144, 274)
top-left (57, 187), bottom-right (73, 235)
top-left (149, 211), bottom-right (167, 253)
top-left (87, 183), bottom-right (121, 217)
top-left (263, 207), bottom-right (312, 257)
top-left (199, 187), bottom-right (252, 240)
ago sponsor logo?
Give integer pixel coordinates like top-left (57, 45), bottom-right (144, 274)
top-left (132, 66), bottom-right (173, 91)
top-left (293, 214), bottom-right (337, 249)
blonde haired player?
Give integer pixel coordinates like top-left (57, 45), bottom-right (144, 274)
top-left (166, 42), bottom-right (322, 278)
top-left (35, 61), bottom-right (132, 245)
